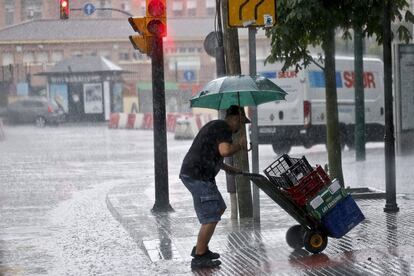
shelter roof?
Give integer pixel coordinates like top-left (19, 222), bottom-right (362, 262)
top-left (38, 55), bottom-right (125, 74)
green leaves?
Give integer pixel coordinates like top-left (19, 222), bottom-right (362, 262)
top-left (266, 0), bottom-right (414, 69)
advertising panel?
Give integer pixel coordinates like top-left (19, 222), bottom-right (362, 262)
top-left (83, 83), bottom-right (103, 114)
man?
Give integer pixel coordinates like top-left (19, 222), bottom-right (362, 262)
top-left (179, 105), bottom-right (250, 269)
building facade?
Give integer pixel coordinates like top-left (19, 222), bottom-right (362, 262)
top-left (0, 0), bottom-right (272, 114)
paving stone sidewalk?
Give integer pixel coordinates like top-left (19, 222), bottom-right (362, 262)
top-left (106, 172), bottom-right (414, 276)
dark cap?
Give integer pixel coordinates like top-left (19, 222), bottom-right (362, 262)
top-left (225, 105), bottom-right (251, 124)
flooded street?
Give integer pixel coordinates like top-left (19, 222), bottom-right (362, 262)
top-left (0, 124), bottom-right (412, 275)
top-left (0, 125), bottom-right (154, 275)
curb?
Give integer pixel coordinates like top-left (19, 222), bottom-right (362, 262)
top-left (349, 187), bottom-right (386, 199)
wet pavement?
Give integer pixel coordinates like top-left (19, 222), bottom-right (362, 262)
top-left (106, 143), bottom-right (414, 275)
top-left (0, 125), bottom-right (154, 275)
top-left (1, 124), bottom-right (414, 275)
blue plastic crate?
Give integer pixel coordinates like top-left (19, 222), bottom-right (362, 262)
top-left (321, 195), bottom-right (365, 238)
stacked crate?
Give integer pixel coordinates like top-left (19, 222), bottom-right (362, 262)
top-left (264, 154), bottom-right (365, 238)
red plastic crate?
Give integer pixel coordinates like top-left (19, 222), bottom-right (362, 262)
top-left (285, 166), bottom-right (331, 207)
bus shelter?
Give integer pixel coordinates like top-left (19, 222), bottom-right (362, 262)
top-left (37, 56), bottom-right (129, 122)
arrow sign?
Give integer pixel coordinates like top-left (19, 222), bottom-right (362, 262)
top-left (84, 3), bottom-right (96, 15)
top-left (183, 70), bottom-right (195, 82)
top-left (228, 0), bottom-right (276, 27)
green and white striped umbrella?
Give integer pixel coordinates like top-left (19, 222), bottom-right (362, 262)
top-left (190, 75), bottom-right (287, 110)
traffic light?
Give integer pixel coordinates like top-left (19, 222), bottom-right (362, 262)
top-left (146, 0), bottom-right (167, 37)
top-left (128, 17), bottom-right (152, 54)
top-left (59, 0), bottom-right (69, 20)
top-left (128, 0), bottom-right (166, 54)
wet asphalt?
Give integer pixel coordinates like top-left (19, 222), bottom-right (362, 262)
top-left (1, 124), bottom-right (414, 275)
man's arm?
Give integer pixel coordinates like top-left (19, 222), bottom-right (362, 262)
top-left (218, 133), bottom-right (247, 157)
top-left (218, 141), bottom-right (243, 157)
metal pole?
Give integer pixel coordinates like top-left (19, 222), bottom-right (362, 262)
top-left (215, 0), bottom-right (226, 77)
top-left (354, 26), bottom-right (366, 161)
top-left (151, 36), bottom-right (173, 212)
top-left (248, 26), bottom-right (260, 221)
top-left (383, 0), bottom-right (399, 213)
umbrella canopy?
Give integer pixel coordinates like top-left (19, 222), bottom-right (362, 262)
top-left (190, 75), bottom-right (287, 110)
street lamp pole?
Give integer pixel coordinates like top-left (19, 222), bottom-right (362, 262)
top-left (383, 0), bottom-right (399, 213)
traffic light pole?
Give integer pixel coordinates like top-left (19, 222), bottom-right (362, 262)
top-left (383, 0), bottom-right (399, 213)
top-left (151, 36), bottom-right (173, 212)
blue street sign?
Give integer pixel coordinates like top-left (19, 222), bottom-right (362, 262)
top-left (183, 70), bottom-right (195, 82)
top-left (84, 3), bottom-right (96, 15)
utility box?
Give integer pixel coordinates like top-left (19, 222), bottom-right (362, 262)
top-left (395, 44), bottom-right (414, 155)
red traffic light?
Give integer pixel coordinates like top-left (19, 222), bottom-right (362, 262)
top-left (60, 0), bottom-right (69, 20)
top-left (145, 0), bottom-right (167, 37)
top-left (147, 0), bottom-right (165, 17)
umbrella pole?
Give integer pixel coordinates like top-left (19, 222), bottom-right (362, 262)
top-left (237, 92), bottom-right (242, 124)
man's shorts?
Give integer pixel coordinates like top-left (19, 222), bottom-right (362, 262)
top-left (180, 174), bottom-right (227, 224)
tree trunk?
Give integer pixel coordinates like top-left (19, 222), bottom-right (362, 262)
top-left (221, 0), bottom-right (253, 218)
top-left (322, 26), bottom-right (344, 186)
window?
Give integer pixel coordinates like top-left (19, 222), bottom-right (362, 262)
top-left (121, 2), bottom-right (130, 11)
top-left (51, 51), bottom-right (63, 63)
top-left (5, 0), bottom-right (14, 26)
top-left (35, 52), bottom-right (48, 64)
top-left (98, 0), bottom-right (112, 17)
top-left (84, 51), bottom-right (97, 56)
top-left (187, 0), bottom-right (197, 16)
top-left (23, 52), bottom-right (35, 64)
top-left (118, 52), bottom-right (130, 61)
top-left (2, 53), bottom-right (14, 66)
top-left (22, 0), bottom-right (42, 20)
top-left (206, 0), bottom-right (215, 16)
top-left (132, 52), bottom-right (150, 61)
top-left (173, 1), bottom-right (184, 16)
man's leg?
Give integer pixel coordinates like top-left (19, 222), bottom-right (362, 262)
top-left (195, 222), bottom-right (218, 255)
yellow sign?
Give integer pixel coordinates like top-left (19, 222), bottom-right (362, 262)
top-left (228, 0), bottom-right (276, 28)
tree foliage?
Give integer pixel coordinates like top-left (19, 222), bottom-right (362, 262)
top-left (265, 0), bottom-right (351, 71)
top-left (266, 0), bottom-right (414, 70)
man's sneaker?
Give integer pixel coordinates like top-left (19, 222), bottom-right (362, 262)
top-left (191, 255), bottom-right (221, 269)
top-left (191, 246), bottom-right (220, 259)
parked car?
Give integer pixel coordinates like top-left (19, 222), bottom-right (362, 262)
top-left (7, 97), bottom-right (65, 127)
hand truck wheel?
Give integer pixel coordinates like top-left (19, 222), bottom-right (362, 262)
top-left (285, 224), bottom-right (305, 249)
top-left (303, 230), bottom-right (328, 254)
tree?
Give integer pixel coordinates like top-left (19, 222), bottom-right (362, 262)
top-left (266, 0), bottom-right (352, 185)
top-left (221, 0), bottom-right (253, 218)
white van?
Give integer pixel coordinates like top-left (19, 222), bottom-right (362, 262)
top-left (256, 56), bottom-right (384, 154)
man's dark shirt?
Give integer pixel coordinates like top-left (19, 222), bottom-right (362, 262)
top-left (180, 120), bottom-right (233, 181)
